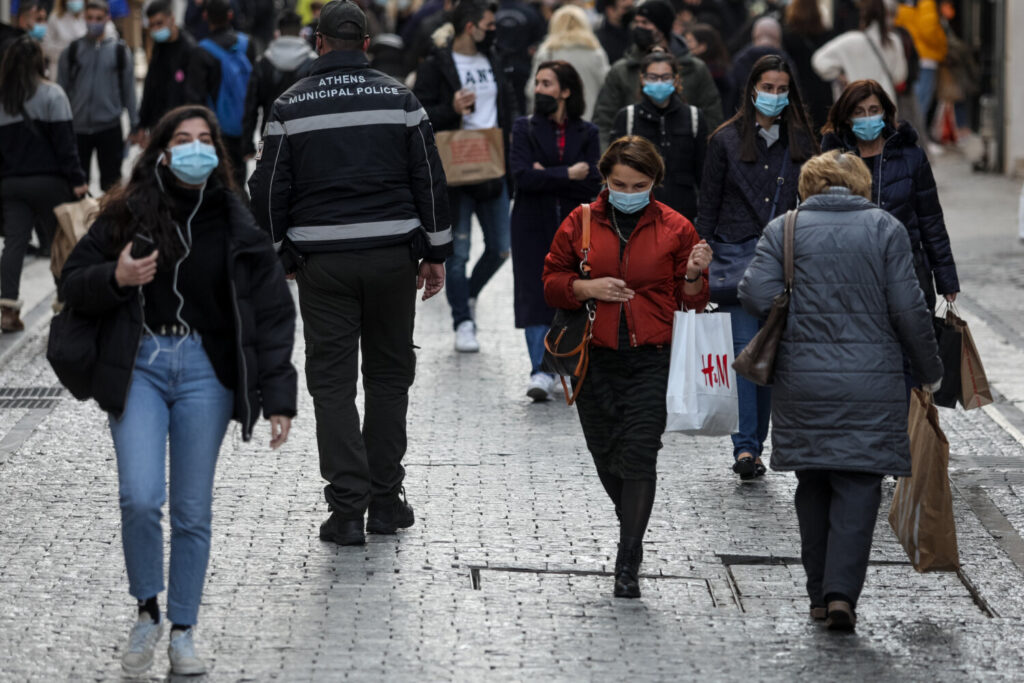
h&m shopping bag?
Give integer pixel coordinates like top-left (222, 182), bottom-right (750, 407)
top-left (665, 310), bottom-right (738, 435)
top-left (433, 128), bottom-right (505, 186)
top-left (888, 388), bottom-right (960, 572)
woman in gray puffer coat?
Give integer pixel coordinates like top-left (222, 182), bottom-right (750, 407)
top-left (738, 150), bottom-right (942, 632)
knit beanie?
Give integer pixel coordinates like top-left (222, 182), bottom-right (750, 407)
top-left (635, 0), bottom-right (676, 41)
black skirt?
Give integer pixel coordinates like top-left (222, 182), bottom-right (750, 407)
top-left (574, 345), bottom-right (670, 481)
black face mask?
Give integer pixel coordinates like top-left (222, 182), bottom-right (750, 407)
top-left (631, 26), bottom-right (656, 50)
top-left (476, 28), bottom-right (496, 52)
top-left (534, 93), bottom-right (559, 117)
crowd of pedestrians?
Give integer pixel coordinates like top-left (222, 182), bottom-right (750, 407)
top-left (0, 0), bottom-right (980, 674)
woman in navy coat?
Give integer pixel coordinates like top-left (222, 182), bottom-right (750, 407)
top-left (510, 60), bottom-right (601, 402)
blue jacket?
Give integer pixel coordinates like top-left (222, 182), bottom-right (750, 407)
top-left (739, 190), bottom-right (942, 476)
top-left (509, 115), bottom-right (601, 328)
top-left (821, 121), bottom-right (959, 303)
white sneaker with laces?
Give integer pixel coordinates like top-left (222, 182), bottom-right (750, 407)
top-left (454, 320), bottom-right (480, 353)
top-left (168, 627), bottom-right (207, 675)
top-left (121, 612), bottom-right (165, 675)
top-left (526, 373), bottom-right (554, 402)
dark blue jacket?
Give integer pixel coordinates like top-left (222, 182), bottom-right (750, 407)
top-left (696, 121), bottom-right (804, 243)
top-left (509, 115), bottom-right (601, 328)
top-left (821, 121), bottom-right (959, 303)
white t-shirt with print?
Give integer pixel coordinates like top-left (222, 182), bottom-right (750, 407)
top-left (453, 51), bottom-right (498, 130)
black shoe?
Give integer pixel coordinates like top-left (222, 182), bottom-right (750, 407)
top-left (319, 512), bottom-right (365, 546)
top-left (732, 456), bottom-right (757, 480)
top-left (825, 600), bottom-right (856, 632)
top-left (613, 541), bottom-right (642, 599)
top-left (366, 488), bottom-right (415, 535)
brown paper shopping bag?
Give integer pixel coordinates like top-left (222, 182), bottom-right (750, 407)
top-left (433, 128), bottom-right (505, 186)
top-left (888, 388), bottom-right (960, 572)
top-left (958, 318), bottom-right (993, 410)
top-left (51, 196), bottom-right (99, 279)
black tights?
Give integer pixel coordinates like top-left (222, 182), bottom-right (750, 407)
top-left (597, 470), bottom-right (656, 545)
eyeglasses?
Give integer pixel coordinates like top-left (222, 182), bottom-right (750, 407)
top-left (642, 74), bottom-right (674, 83)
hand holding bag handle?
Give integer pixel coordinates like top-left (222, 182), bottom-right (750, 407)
top-left (542, 204), bottom-right (594, 405)
top-left (732, 209), bottom-right (796, 385)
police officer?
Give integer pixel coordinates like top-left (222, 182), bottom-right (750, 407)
top-left (248, 0), bottom-right (452, 547)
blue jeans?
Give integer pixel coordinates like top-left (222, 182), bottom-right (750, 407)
top-left (915, 67), bottom-right (938, 128)
top-left (721, 304), bottom-right (772, 459)
top-left (109, 334), bottom-right (233, 625)
top-left (525, 324), bottom-right (548, 376)
top-left (445, 185), bottom-right (511, 329)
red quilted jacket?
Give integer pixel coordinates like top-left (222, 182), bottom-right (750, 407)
top-left (543, 191), bottom-right (709, 350)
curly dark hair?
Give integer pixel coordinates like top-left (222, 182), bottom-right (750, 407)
top-left (99, 106), bottom-right (238, 266)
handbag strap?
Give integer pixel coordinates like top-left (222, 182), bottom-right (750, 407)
top-left (580, 203), bottom-right (592, 277)
top-left (862, 30), bottom-right (897, 94)
top-left (783, 209), bottom-right (797, 291)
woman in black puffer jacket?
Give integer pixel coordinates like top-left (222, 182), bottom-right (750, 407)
top-left (821, 79), bottom-right (960, 312)
top-left (613, 51), bottom-right (708, 221)
top-left (57, 106), bottom-right (297, 677)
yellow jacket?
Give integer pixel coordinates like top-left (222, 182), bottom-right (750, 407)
top-left (895, 0), bottom-right (948, 63)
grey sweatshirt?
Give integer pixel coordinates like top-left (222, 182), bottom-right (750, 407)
top-left (57, 36), bottom-right (138, 134)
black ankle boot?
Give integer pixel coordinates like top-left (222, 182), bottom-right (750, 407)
top-left (613, 539), bottom-right (643, 598)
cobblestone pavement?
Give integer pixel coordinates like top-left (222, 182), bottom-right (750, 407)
top-left (3, 154), bottom-right (1024, 681)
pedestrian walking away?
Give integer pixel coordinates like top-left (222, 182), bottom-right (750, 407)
top-left (56, 0), bottom-right (139, 191)
top-left (57, 105), bottom-right (297, 676)
top-left (820, 78), bottom-right (959, 396)
top-left (613, 50), bottom-right (707, 221)
top-left (696, 54), bottom-right (818, 481)
top-left (414, 0), bottom-right (514, 354)
top-left (510, 60), bottom-right (601, 402)
top-left (248, 0), bottom-right (452, 548)
top-left (0, 36), bottom-right (88, 332)
top-left (543, 136), bottom-right (711, 599)
top-left (738, 149), bottom-right (943, 631)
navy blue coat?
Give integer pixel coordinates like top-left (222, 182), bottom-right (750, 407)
top-left (821, 122), bottom-right (959, 308)
top-left (696, 121), bottom-right (806, 243)
top-left (509, 115), bottom-right (601, 328)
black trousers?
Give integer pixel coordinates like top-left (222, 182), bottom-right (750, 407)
top-left (296, 245), bottom-right (418, 519)
top-left (76, 124), bottom-right (123, 191)
top-left (575, 346), bottom-right (670, 481)
top-left (0, 175), bottom-right (72, 301)
top-left (794, 470), bottom-right (884, 609)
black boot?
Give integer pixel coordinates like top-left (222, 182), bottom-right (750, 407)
top-left (613, 539), bottom-right (643, 598)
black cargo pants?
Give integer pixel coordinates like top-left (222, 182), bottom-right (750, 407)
top-left (296, 244), bottom-right (418, 520)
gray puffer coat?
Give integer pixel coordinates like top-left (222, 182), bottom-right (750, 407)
top-left (738, 189), bottom-right (942, 476)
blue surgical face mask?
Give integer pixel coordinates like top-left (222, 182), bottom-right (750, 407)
top-left (642, 81), bottom-right (676, 104)
top-left (608, 186), bottom-right (651, 214)
top-left (167, 140), bottom-right (219, 186)
top-left (151, 27), bottom-right (172, 43)
top-left (86, 21), bottom-right (105, 37)
top-left (753, 91), bottom-right (789, 117)
top-left (851, 114), bottom-right (886, 142)
top-left (29, 23), bottom-right (47, 40)
top-left (67, 0), bottom-right (85, 12)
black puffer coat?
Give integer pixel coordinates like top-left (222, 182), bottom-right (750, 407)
top-left (59, 191), bottom-right (297, 441)
top-left (696, 121), bottom-right (807, 243)
top-left (738, 190), bottom-right (942, 476)
top-left (821, 121), bottom-right (959, 308)
top-left (612, 94), bottom-right (707, 222)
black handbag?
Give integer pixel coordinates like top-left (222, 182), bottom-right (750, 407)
top-left (708, 153), bottom-right (790, 304)
top-left (932, 306), bottom-right (964, 408)
top-left (542, 203), bottom-right (594, 405)
top-left (46, 306), bottom-right (102, 400)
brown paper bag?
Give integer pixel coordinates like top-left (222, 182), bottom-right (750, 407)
top-left (958, 318), bottom-right (993, 410)
top-left (51, 196), bottom-right (100, 279)
top-left (888, 388), bottom-right (960, 572)
top-left (434, 128), bottom-right (505, 186)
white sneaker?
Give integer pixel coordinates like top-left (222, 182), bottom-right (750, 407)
top-left (168, 627), bottom-right (207, 675)
top-left (454, 320), bottom-right (480, 353)
top-left (121, 612), bottom-right (165, 676)
top-left (526, 373), bottom-right (555, 402)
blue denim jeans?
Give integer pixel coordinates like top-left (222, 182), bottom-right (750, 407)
top-left (720, 304), bottom-right (772, 459)
top-left (915, 66), bottom-right (938, 128)
top-left (109, 334), bottom-right (233, 625)
top-left (525, 324), bottom-right (548, 376)
top-left (445, 185), bottom-right (511, 329)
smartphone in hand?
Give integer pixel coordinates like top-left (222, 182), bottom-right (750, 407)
top-left (130, 232), bottom-right (156, 259)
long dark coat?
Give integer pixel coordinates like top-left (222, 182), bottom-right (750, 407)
top-left (509, 114), bottom-right (601, 328)
top-left (738, 190), bottom-right (942, 476)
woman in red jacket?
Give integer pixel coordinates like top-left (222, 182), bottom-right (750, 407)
top-left (543, 136), bottom-right (712, 599)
